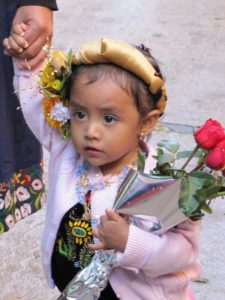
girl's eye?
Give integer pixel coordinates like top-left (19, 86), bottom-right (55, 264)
top-left (74, 111), bottom-right (86, 120)
top-left (104, 115), bottom-right (117, 124)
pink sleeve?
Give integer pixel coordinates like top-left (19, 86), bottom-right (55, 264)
top-left (13, 60), bottom-right (63, 152)
top-left (116, 218), bottom-right (201, 277)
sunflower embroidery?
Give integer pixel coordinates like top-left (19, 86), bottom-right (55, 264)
top-left (69, 219), bottom-right (93, 245)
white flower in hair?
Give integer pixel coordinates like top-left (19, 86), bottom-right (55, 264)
top-left (50, 102), bottom-right (71, 123)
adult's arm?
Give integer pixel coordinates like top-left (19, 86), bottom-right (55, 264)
top-left (18, 0), bottom-right (58, 11)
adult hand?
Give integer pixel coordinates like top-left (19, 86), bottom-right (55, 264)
top-left (4, 6), bottom-right (53, 69)
top-left (89, 209), bottom-right (129, 252)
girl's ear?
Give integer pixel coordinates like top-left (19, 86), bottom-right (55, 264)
top-left (140, 109), bottom-right (160, 135)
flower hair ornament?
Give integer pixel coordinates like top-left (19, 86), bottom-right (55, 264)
top-left (38, 38), bottom-right (167, 138)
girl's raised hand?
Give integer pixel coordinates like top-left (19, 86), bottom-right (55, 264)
top-left (3, 23), bottom-right (29, 55)
top-left (89, 209), bottom-right (129, 252)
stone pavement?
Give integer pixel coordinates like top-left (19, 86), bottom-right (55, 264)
top-left (1, 0), bottom-right (225, 299)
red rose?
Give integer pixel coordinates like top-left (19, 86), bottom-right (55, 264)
top-left (206, 140), bottom-right (225, 170)
top-left (194, 119), bottom-right (225, 149)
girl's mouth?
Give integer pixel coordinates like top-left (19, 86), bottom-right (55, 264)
top-left (84, 146), bottom-right (102, 157)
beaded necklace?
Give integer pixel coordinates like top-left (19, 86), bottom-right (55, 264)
top-left (75, 161), bottom-right (130, 221)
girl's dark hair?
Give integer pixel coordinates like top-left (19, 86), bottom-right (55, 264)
top-left (67, 44), bottom-right (165, 117)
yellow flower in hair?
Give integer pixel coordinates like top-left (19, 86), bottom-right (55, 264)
top-left (51, 50), bottom-right (69, 75)
top-left (42, 96), bottom-right (64, 129)
top-left (49, 79), bottom-right (62, 91)
top-left (38, 50), bottom-right (72, 138)
top-left (41, 65), bottom-right (55, 85)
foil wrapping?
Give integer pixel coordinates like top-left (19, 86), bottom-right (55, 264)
top-left (56, 250), bottom-right (116, 300)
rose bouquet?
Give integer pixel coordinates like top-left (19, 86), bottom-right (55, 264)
top-left (150, 118), bottom-right (225, 219)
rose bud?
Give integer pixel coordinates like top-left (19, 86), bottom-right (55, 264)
top-left (194, 119), bottom-right (225, 149)
top-left (206, 140), bottom-right (225, 170)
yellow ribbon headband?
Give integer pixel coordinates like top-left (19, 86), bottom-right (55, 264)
top-left (72, 38), bottom-right (167, 114)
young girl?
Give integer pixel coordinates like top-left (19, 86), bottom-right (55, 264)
top-left (8, 29), bottom-right (201, 299)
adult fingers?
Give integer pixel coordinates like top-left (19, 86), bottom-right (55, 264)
top-left (17, 34), bottom-right (50, 60)
top-left (16, 48), bottom-right (48, 70)
top-left (23, 22), bottom-right (51, 50)
top-left (20, 22), bottom-right (28, 32)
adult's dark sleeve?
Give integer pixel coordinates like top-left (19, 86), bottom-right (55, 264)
top-left (18, 0), bottom-right (58, 10)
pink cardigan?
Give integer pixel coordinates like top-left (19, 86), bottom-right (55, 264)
top-left (14, 63), bottom-right (202, 300)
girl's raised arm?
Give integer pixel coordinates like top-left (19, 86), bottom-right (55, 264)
top-left (13, 60), bottom-right (63, 152)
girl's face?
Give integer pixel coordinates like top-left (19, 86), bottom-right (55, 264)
top-left (70, 75), bottom-right (157, 175)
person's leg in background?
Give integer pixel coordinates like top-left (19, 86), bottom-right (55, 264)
top-left (0, 0), bottom-right (44, 234)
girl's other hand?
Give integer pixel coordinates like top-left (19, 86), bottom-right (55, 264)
top-left (3, 23), bottom-right (29, 55)
top-left (89, 209), bottom-right (129, 252)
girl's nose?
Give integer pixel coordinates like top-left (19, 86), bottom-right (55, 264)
top-left (85, 122), bottom-right (101, 140)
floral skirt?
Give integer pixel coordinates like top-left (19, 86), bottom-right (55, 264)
top-left (0, 163), bottom-right (45, 234)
